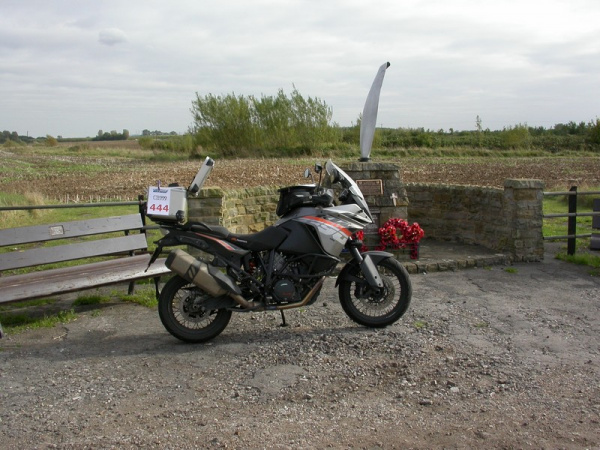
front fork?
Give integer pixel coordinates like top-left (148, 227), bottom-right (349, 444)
top-left (341, 239), bottom-right (387, 289)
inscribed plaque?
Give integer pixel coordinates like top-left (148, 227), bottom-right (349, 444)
top-left (356, 179), bottom-right (383, 196)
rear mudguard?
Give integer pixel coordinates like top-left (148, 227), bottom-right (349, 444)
top-left (335, 251), bottom-right (394, 288)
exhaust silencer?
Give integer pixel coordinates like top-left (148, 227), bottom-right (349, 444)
top-left (165, 249), bottom-right (240, 297)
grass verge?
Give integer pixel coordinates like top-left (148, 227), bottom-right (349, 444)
top-left (555, 251), bottom-right (600, 276)
top-left (0, 286), bottom-right (158, 338)
top-left (543, 186), bottom-right (599, 274)
top-left (0, 309), bottom-right (77, 334)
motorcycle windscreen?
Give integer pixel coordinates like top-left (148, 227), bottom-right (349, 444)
top-left (325, 160), bottom-right (373, 222)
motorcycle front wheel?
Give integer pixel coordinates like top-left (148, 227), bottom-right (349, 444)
top-left (158, 275), bottom-right (232, 343)
top-left (339, 257), bottom-right (412, 328)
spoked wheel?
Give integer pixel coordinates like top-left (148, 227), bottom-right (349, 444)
top-left (158, 275), bottom-right (232, 343)
top-left (339, 257), bottom-right (412, 328)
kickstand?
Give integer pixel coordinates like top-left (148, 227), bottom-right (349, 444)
top-left (153, 276), bottom-right (161, 300)
top-left (280, 310), bottom-right (289, 327)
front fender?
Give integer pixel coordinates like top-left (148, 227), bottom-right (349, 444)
top-left (335, 251), bottom-right (394, 287)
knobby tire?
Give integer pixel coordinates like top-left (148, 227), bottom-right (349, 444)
top-left (339, 257), bottom-right (412, 327)
top-left (158, 275), bottom-right (232, 343)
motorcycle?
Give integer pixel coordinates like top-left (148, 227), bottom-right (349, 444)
top-left (146, 157), bottom-right (412, 343)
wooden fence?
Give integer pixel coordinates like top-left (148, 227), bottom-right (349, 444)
top-left (543, 186), bottom-right (600, 255)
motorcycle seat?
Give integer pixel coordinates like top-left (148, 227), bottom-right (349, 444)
top-left (227, 225), bottom-right (288, 252)
top-left (189, 222), bottom-right (230, 237)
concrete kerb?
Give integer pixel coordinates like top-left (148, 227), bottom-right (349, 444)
top-left (402, 253), bottom-right (511, 274)
top-left (337, 239), bottom-right (511, 275)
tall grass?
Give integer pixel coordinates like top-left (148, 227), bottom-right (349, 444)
top-left (0, 192), bottom-right (50, 229)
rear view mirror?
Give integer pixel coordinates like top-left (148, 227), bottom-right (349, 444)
top-left (304, 168), bottom-right (314, 183)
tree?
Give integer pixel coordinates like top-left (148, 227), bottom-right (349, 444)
top-left (476, 115), bottom-right (483, 147)
top-left (92, 129), bottom-right (129, 141)
top-left (588, 118), bottom-right (600, 146)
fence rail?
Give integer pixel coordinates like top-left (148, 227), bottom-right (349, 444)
top-left (0, 199), bottom-right (143, 211)
top-left (543, 186), bottom-right (600, 255)
top-left (0, 197), bottom-right (164, 233)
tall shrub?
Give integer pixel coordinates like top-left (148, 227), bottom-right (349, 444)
top-left (191, 88), bottom-right (337, 154)
top-left (251, 89), bottom-right (294, 149)
top-left (501, 124), bottom-right (531, 149)
top-left (587, 118), bottom-right (600, 146)
top-left (191, 93), bottom-right (258, 155)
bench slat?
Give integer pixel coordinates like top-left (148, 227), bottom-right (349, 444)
top-left (0, 255), bottom-right (170, 304)
top-left (0, 234), bottom-right (148, 271)
top-left (0, 214), bottom-right (144, 247)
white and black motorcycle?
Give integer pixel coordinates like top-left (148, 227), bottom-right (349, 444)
top-left (147, 157), bottom-right (412, 343)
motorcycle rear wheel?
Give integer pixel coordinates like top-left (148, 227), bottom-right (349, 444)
top-left (158, 275), bottom-right (232, 343)
top-left (339, 257), bottom-right (411, 328)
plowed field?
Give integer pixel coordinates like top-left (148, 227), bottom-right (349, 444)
top-left (1, 149), bottom-right (599, 202)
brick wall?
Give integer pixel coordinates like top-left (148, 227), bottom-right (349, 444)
top-left (405, 179), bottom-right (544, 261)
top-left (189, 186), bottom-right (280, 234)
top-left (189, 179), bottom-right (545, 261)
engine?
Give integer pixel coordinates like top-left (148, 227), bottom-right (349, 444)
top-left (273, 278), bottom-right (300, 303)
top-left (256, 252), bottom-right (334, 305)
top-left (271, 253), bottom-right (309, 304)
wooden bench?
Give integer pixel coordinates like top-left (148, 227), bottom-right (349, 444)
top-left (0, 213), bottom-right (171, 306)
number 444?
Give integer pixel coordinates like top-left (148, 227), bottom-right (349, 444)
top-left (149, 204), bottom-right (169, 212)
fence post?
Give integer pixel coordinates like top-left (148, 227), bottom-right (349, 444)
top-left (567, 185), bottom-right (577, 255)
top-left (592, 198), bottom-right (600, 250)
top-left (138, 194), bottom-right (146, 227)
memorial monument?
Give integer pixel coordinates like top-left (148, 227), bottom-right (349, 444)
top-left (342, 62), bottom-right (409, 248)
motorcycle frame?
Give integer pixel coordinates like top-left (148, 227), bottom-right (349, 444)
top-left (152, 221), bottom-right (390, 312)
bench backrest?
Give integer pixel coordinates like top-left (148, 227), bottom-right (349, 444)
top-left (0, 214), bottom-right (147, 271)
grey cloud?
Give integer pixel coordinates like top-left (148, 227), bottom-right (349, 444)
top-left (98, 28), bottom-right (128, 46)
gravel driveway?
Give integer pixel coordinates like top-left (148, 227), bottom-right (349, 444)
top-left (1, 250), bottom-right (599, 449)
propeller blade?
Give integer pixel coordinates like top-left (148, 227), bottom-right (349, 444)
top-left (360, 61), bottom-right (390, 161)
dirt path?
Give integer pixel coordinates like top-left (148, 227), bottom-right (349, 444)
top-left (1, 248), bottom-right (599, 449)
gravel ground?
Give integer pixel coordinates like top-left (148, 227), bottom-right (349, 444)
top-left (1, 248), bottom-right (599, 449)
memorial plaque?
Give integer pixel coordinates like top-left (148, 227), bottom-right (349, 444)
top-left (356, 179), bottom-right (383, 196)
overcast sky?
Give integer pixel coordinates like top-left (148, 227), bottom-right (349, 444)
top-left (1, 0), bottom-right (599, 138)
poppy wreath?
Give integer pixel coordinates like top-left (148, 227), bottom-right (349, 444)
top-left (376, 218), bottom-right (424, 259)
top-left (351, 219), bottom-right (424, 259)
